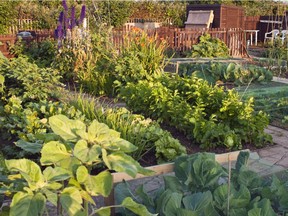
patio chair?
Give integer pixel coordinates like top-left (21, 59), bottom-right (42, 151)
top-left (279, 30), bottom-right (288, 44)
top-left (264, 29), bottom-right (279, 43)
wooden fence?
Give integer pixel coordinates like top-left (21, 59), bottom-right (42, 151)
top-left (1, 28), bottom-right (247, 58)
top-left (0, 30), bottom-right (54, 58)
top-left (112, 27), bottom-right (247, 57)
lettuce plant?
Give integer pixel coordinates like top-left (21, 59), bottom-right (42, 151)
top-left (1, 115), bottom-right (155, 216)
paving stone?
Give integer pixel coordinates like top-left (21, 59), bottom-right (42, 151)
top-left (249, 152), bottom-right (260, 160)
top-left (276, 157), bottom-right (288, 167)
top-left (258, 159), bottom-right (276, 167)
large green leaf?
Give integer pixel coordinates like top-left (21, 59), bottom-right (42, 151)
top-left (41, 188), bottom-right (57, 206)
top-left (76, 166), bottom-right (113, 197)
top-left (88, 120), bottom-right (137, 153)
top-left (88, 120), bottom-right (119, 142)
top-left (95, 207), bottom-right (111, 216)
top-left (10, 192), bottom-right (46, 216)
top-left (248, 198), bottom-right (277, 216)
top-left (235, 151), bottom-right (250, 171)
top-left (40, 141), bottom-right (80, 172)
top-left (121, 197), bottom-right (157, 216)
top-left (177, 209), bottom-right (198, 216)
top-left (182, 191), bottom-right (212, 211)
top-left (43, 167), bottom-right (71, 182)
top-left (156, 190), bottom-right (183, 216)
top-left (15, 140), bottom-right (42, 154)
top-left (73, 140), bottom-right (102, 164)
top-left (103, 152), bottom-right (154, 178)
top-left (214, 184), bottom-right (250, 213)
top-left (164, 175), bottom-right (185, 193)
top-left (5, 159), bottom-right (45, 190)
top-left (49, 115), bottom-right (86, 142)
top-left (60, 187), bottom-right (84, 216)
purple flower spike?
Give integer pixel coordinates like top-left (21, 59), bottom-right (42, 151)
top-left (70, 6), bottom-right (76, 29)
top-left (57, 24), bottom-right (63, 40)
top-left (58, 11), bottom-right (64, 24)
top-left (62, 0), bottom-right (68, 11)
top-left (79, 5), bottom-right (86, 24)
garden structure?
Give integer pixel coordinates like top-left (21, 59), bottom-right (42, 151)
top-left (1, 1), bottom-right (288, 215)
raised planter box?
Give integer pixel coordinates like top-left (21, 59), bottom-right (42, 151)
top-left (105, 149), bottom-right (249, 214)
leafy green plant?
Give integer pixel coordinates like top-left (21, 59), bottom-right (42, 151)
top-left (178, 61), bottom-right (273, 86)
top-left (120, 74), bottom-right (272, 149)
top-left (68, 94), bottom-right (186, 163)
top-left (0, 97), bottom-right (86, 158)
top-left (0, 54), bottom-right (62, 103)
top-left (186, 33), bottom-right (229, 58)
top-left (118, 152), bottom-right (286, 215)
top-left (114, 28), bottom-right (167, 86)
top-left (1, 114), bottom-right (155, 216)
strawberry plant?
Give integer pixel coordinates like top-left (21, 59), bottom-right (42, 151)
top-left (1, 115), bottom-right (155, 216)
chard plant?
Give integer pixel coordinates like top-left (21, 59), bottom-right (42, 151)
top-left (1, 115), bottom-right (155, 216)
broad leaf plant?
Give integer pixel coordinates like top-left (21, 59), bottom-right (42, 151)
top-left (1, 114), bottom-right (155, 216)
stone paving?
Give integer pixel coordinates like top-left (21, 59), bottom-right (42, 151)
top-left (249, 125), bottom-right (288, 176)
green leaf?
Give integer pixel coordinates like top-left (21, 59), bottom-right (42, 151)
top-left (156, 190), bottom-right (183, 216)
top-left (95, 207), bottom-right (111, 216)
top-left (121, 197), bottom-right (157, 216)
top-left (88, 120), bottom-right (137, 153)
top-left (15, 140), bottom-right (42, 154)
top-left (182, 191), bottom-right (213, 211)
top-left (43, 167), bottom-right (71, 182)
top-left (10, 192), bottom-right (46, 216)
top-left (214, 184), bottom-right (251, 212)
top-left (88, 120), bottom-right (119, 142)
top-left (40, 141), bottom-right (80, 172)
top-left (235, 151), bottom-right (250, 171)
top-left (104, 152), bottom-right (154, 178)
top-left (248, 198), bottom-right (277, 216)
top-left (60, 187), bottom-right (84, 216)
top-left (76, 166), bottom-right (113, 197)
top-left (41, 188), bottom-right (57, 206)
top-left (5, 159), bottom-right (45, 190)
top-left (177, 209), bottom-right (198, 216)
top-left (163, 175), bottom-right (184, 193)
top-left (73, 140), bottom-right (101, 164)
top-left (49, 115), bottom-right (86, 142)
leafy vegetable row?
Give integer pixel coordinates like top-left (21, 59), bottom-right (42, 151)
top-left (120, 75), bottom-right (272, 149)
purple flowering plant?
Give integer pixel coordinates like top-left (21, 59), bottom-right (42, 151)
top-left (55, 0), bottom-right (86, 41)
